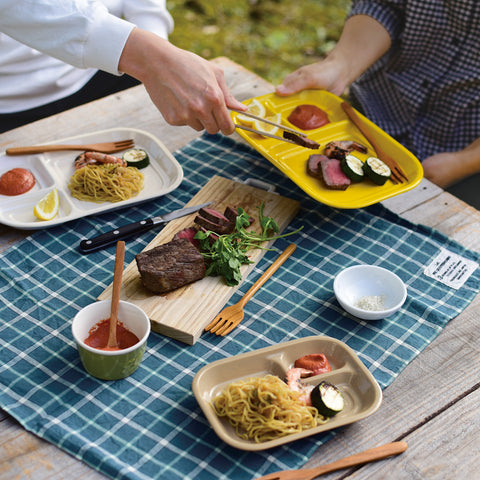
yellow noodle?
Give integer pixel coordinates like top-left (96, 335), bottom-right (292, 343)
top-left (68, 164), bottom-right (144, 203)
top-left (212, 375), bottom-right (327, 443)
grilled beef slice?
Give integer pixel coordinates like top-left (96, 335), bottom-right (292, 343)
top-left (319, 157), bottom-right (351, 190)
top-left (199, 226), bottom-right (219, 245)
top-left (307, 154), bottom-right (329, 178)
top-left (283, 131), bottom-right (320, 149)
top-left (198, 208), bottom-right (233, 227)
top-left (224, 206), bottom-right (254, 227)
top-left (135, 238), bottom-right (205, 294)
top-left (223, 206), bottom-right (238, 223)
top-left (194, 214), bottom-right (235, 235)
top-left (173, 227), bottom-right (200, 248)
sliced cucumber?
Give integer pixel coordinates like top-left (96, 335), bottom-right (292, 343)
top-left (310, 382), bottom-right (344, 417)
top-left (341, 154), bottom-right (364, 182)
top-left (123, 149), bottom-right (150, 169)
top-left (363, 156), bottom-right (391, 185)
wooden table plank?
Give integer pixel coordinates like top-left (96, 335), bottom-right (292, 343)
top-left (1, 57), bottom-right (479, 479)
top-left (0, 415), bottom-right (105, 480)
top-left (313, 385), bottom-right (480, 479)
top-left (381, 178), bottom-right (443, 216)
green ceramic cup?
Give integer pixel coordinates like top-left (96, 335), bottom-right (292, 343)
top-left (71, 300), bottom-right (151, 380)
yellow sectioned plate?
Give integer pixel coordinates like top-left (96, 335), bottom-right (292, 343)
top-left (232, 91), bottom-right (423, 209)
top-left (192, 335), bottom-right (382, 451)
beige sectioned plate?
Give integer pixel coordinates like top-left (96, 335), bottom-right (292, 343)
top-left (192, 335), bottom-right (382, 451)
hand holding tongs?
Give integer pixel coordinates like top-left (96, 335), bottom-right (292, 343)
top-left (229, 107), bottom-right (319, 149)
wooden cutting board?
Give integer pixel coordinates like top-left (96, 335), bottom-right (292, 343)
top-left (98, 175), bottom-right (300, 345)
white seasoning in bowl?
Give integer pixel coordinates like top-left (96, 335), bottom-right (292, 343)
top-left (355, 295), bottom-right (386, 311)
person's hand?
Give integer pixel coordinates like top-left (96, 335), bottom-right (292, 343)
top-left (422, 151), bottom-right (467, 188)
top-left (276, 15), bottom-right (391, 98)
top-left (119, 28), bottom-right (246, 135)
top-left (275, 58), bottom-right (349, 97)
top-left (422, 146), bottom-right (480, 188)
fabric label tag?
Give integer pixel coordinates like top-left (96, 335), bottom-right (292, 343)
top-left (424, 248), bottom-right (478, 290)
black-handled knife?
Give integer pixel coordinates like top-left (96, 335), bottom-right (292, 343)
top-left (79, 201), bottom-right (213, 253)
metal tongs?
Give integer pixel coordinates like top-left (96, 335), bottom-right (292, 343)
top-left (229, 107), bottom-right (319, 149)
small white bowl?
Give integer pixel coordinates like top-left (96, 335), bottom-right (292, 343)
top-left (333, 265), bottom-right (407, 320)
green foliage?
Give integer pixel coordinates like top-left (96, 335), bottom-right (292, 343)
top-left (167, 0), bottom-right (350, 84)
top-left (194, 204), bottom-right (302, 286)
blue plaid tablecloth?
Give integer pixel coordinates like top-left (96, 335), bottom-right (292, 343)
top-left (1, 133), bottom-right (479, 480)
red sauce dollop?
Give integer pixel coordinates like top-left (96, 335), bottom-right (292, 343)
top-left (0, 168), bottom-right (36, 195)
top-left (294, 353), bottom-right (331, 375)
top-left (84, 318), bottom-right (140, 351)
top-left (287, 104), bottom-right (330, 130)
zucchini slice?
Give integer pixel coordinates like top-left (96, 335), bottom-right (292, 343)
top-left (363, 156), bottom-right (391, 185)
top-left (123, 149), bottom-right (150, 169)
top-left (310, 381), bottom-right (344, 417)
top-left (341, 154), bottom-right (364, 182)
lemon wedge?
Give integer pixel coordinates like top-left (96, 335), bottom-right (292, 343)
top-left (253, 113), bottom-right (282, 136)
top-left (236, 99), bottom-right (266, 125)
top-left (34, 188), bottom-right (59, 221)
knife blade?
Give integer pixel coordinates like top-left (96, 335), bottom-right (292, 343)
top-left (79, 201), bottom-right (213, 253)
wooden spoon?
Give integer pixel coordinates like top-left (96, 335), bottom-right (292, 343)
top-left (254, 441), bottom-right (408, 480)
top-left (107, 241), bottom-right (125, 349)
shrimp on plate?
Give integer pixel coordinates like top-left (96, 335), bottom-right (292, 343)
top-left (285, 367), bottom-right (315, 405)
top-left (74, 151), bottom-right (126, 170)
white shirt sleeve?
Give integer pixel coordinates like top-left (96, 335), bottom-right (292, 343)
top-left (0, 0), bottom-right (173, 75)
top-left (123, 0), bottom-right (174, 40)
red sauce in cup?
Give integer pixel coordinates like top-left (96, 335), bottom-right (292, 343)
top-left (84, 318), bottom-right (140, 351)
top-left (0, 168), bottom-right (36, 195)
top-left (287, 104), bottom-right (330, 130)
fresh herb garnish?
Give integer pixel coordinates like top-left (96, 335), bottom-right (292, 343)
top-left (194, 204), bottom-right (302, 286)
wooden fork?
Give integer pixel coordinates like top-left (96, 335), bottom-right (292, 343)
top-left (341, 102), bottom-right (409, 184)
top-left (254, 441), bottom-right (408, 480)
top-left (5, 139), bottom-right (135, 155)
top-left (205, 243), bottom-right (297, 336)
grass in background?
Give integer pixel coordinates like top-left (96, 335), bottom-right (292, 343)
top-left (167, 0), bottom-right (350, 85)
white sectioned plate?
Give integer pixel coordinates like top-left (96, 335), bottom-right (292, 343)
top-left (0, 128), bottom-right (183, 229)
top-left (192, 335), bottom-right (382, 451)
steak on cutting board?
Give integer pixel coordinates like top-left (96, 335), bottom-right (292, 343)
top-left (135, 238), bottom-right (205, 294)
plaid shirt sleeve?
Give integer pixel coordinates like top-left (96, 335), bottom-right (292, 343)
top-left (347, 0), bottom-right (405, 41)
top-left (345, 0), bottom-right (480, 161)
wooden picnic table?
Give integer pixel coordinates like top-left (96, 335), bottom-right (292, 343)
top-left (1, 58), bottom-right (479, 479)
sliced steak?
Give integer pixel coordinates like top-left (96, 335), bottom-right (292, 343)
top-left (319, 157), bottom-right (351, 190)
top-left (283, 131), bottom-right (320, 149)
top-left (194, 215), bottom-right (235, 235)
top-left (135, 238), bottom-right (205, 294)
top-left (199, 207), bottom-right (233, 227)
top-left (307, 154), bottom-right (329, 178)
top-left (199, 226), bottom-right (219, 245)
top-left (223, 206), bottom-right (238, 223)
top-left (224, 206), bottom-right (254, 226)
top-left (173, 227), bottom-right (200, 248)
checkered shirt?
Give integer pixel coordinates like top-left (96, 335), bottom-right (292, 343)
top-left (348, 0), bottom-right (480, 160)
